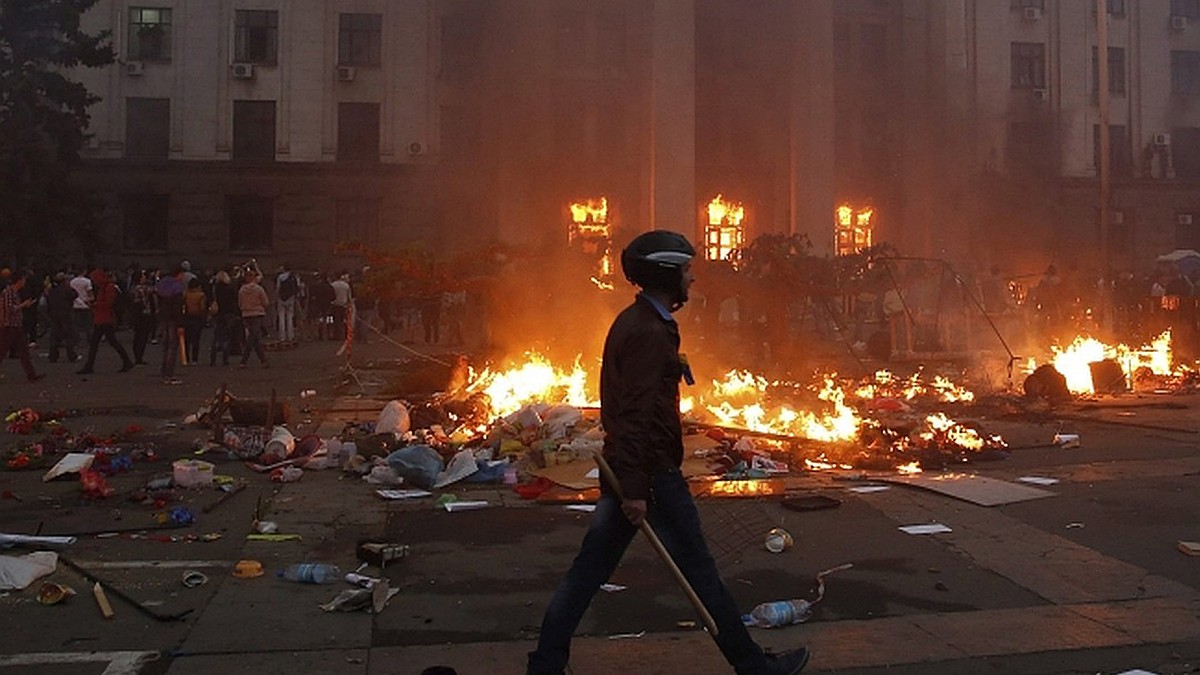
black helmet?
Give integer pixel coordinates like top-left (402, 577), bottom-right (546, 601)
top-left (621, 230), bottom-right (695, 308)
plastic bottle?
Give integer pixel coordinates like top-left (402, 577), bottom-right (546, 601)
top-left (278, 563), bottom-right (341, 584)
top-left (746, 599), bottom-right (813, 628)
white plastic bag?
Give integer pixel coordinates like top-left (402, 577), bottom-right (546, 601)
top-left (376, 401), bottom-right (411, 437)
top-left (0, 552), bottom-right (58, 590)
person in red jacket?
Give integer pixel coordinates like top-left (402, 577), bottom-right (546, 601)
top-left (77, 269), bottom-right (134, 375)
top-left (0, 270), bottom-right (44, 382)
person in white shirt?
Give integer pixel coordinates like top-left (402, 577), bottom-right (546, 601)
top-left (68, 268), bottom-right (94, 348)
top-left (330, 271), bottom-right (352, 341)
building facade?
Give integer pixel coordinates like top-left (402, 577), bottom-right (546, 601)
top-left (69, 0), bottom-right (1200, 274)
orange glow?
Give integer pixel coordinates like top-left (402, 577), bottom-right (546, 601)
top-left (698, 371), bottom-right (861, 443)
top-left (704, 194), bottom-right (745, 262)
top-left (854, 370), bottom-right (975, 403)
top-left (835, 203), bottom-right (874, 256)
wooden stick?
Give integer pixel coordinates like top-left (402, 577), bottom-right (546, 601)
top-left (593, 453), bottom-right (720, 637)
top-left (178, 328), bottom-right (188, 366)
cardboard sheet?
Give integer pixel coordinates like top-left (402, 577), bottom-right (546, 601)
top-left (880, 472), bottom-right (1055, 507)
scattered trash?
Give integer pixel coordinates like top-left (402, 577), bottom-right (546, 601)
top-left (899, 523), bottom-right (953, 535)
top-left (279, 563), bottom-right (340, 584)
top-left (564, 504), bottom-right (596, 512)
top-left (172, 459), bottom-right (215, 488)
top-left (376, 400), bottom-right (411, 437)
top-left (599, 583), bottom-right (626, 592)
top-left (253, 520), bottom-right (279, 534)
top-left (443, 500), bottom-right (489, 513)
top-left (1178, 541), bottom-right (1200, 556)
top-left (320, 579), bottom-right (399, 613)
top-left (375, 489), bottom-right (432, 500)
top-left (1052, 433), bottom-right (1081, 448)
top-left (0, 533), bottom-right (76, 548)
top-left (607, 631), bottom-right (646, 640)
top-left (181, 570), bottom-right (208, 588)
top-left (1065, 522), bottom-right (1085, 529)
top-left (763, 527), bottom-right (794, 553)
top-left (356, 542), bottom-right (410, 568)
top-left (263, 426), bottom-right (296, 460)
top-left (743, 563), bottom-right (852, 628)
top-left (246, 533), bottom-right (302, 542)
top-left (79, 469), bottom-right (114, 499)
top-left (270, 466), bottom-right (303, 483)
top-left (37, 582), bottom-right (75, 605)
top-left (847, 485), bottom-right (890, 493)
top-left (42, 452), bottom-right (94, 482)
top-left (91, 581), bottom-right (115, 618)
top-left (1017, 476), bottom-right (1060, 486)
top-left (345, 571), bottom-right (383, 588)
top-left (0, 552), bottom-right (58, 590)
top-left (233, 560), bottom-right (265, 578)
top-left (386, 445), bottom-right (442, 489)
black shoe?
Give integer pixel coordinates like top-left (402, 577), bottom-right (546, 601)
top-left (120, 363), bottom-right (134, 373)
top-left (763, 648), bottom-right (810, 675)
top-left (76, 368), bottom-right (93, 375)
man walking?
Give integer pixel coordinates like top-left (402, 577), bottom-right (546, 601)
top-left (76, 269), bottom-right (134, 374)
top-left (69, 267), bottom-right (93, 350)
top-left (0, 270), bottom-right (45, 382)
top-left (526, 231), bottom-right (810, 675)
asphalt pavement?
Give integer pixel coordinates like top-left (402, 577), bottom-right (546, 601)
top-left (0, 336), bottom-right (1198, 675)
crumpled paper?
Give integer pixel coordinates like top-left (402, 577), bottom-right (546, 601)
top-left (0, 551), bottom-right (58, 590)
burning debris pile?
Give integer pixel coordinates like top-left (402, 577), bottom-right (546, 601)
top-left (1026, 330), bottom-right (1200, 398)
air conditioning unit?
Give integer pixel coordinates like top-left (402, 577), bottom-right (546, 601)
top-left (336, 66), bottom-right (356, 82)
top-left (231, 63), bottom-right (255, 79)
top-left (124, 60), bottom-right (145, 76)
top-left (1171, 15), bottom-right (1188, 30)
top-left (1032, 88), bottom-right (1049, 101)
top-left (408, 142), bottom-right (425, 156)
top-left (1178, 213), bottom-right (1195, 226)
top-left (1023, 6), bottom-right (1042, 21)
top-left (1154, 133), bottom-right (1172, 147)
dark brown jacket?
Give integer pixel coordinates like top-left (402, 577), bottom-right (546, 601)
top-left (600, 294), bottom-right (685, 501)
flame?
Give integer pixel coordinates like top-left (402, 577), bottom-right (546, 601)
top-left (569, 198), bottom-right (608, 227)
top-left (896, 461), bottom-right (922, 475)
top-left (693, 479), bottom-right (786, 498)
top-left (854, 370), bottom-right (975, 403)
top-left (698, 372), bottom-right (860, 443)
top-left (704, 194), bottom-right (745, 262)
top-left (1050, 331), bottom-right (1175, 394)
top-left (835, 203), bottom-right (874, 256)
top-left (468, 353), bottom-right (596, 419)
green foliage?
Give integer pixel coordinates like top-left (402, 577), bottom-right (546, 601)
top-left (0, 0), bottom-right (113, 263)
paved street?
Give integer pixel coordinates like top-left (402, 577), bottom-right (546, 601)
top-left (1, 339), bottom-right (1198, 675)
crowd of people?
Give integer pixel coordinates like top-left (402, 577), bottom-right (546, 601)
top-left (0, 259), bottom-right (470, 385)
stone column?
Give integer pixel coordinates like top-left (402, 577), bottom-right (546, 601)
top-left (789, 0), bottom-right (836, 254)
top-left (649, 0), bottom-right (696, 240)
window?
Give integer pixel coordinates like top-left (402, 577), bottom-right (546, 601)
top-left (338, 13), bottom-right (382, 66)
top-left (125, 98), bottom-right (170, 159)
top-left (335, 199), bottom-right (380, 244)
top-left (128, 7), bottom-right (172, 61)
top-left (227, 195), bottom-right (273, 251)
top-left (440, 105), bottom-right (481, 162)
top-left (1010, 0), bottom-right (1044, 8)
top-left (1173, 127), bottom-right (1200, 178)
top-left (1172, 51), bottom-right (1200, 95)
top-left (1011, 42), bottom-right (1046, 88)
top-left (122, 194), bottom-right (169, 251)
top-left (440, 13), bottom-right (481, 81)
top-left (232, 100), bottom-right (276, 161)
top-left (337, 102), bottom-right (380, 161)
top-left (1092, 47), bottom-right (1126, 95)
top-left (1092, 124), bottom-right (1131, 178)
top-left (1107, 0), bottom-right (1126, 16)
top-left (1172, 0), bottom-right (1200, 19)
top-left (235, 10), bottom-right (278, 64)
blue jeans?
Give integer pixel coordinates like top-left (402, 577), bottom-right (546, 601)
top-left (527, 469), bottom-right (771, 675)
